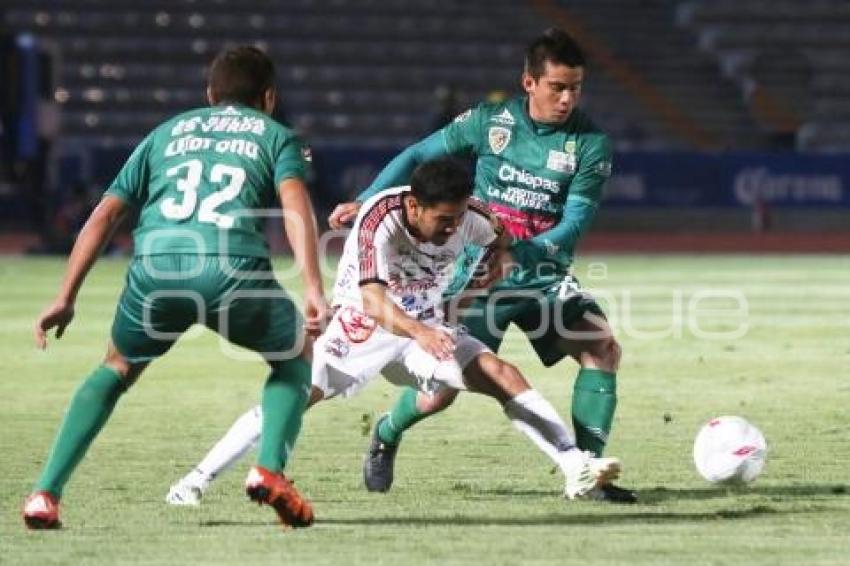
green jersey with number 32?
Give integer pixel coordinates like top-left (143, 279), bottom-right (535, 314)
top-left (106, 104), bottom-right (309, 257)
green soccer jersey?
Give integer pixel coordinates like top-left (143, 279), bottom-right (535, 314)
top-left (444, 97), bottom-right (612, 289)
top-left (106, 104), bottom-right (310, 257)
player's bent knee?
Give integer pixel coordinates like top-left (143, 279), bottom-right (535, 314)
top-left (416, 388), bottom-right (458, 414)
top-left (590, 337), bottom-right (621, 371)
top-left (495, 361), bottom-right (527, 388)
top-left (582, 337), bottom-right (623, 372)
top-left (611, 339), bottom-right (622, 366)
top-left (307, 385), bottom-right (325, 408)
top-left (477, 360), bottom-right (529, 399)
top-left (103, 344), bottom-right (147, 387)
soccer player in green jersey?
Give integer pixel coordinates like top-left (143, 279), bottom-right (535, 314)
top-left (22, 46), bottom-right (328, 530)
top-left (329, 28), bottom-right (635, 503)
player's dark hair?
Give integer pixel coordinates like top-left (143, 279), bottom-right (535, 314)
top-left (525, 28), bottom-right (586, 79)
top-left (409, 158), bottom-right (473, 207)
top-left (207, 46), bottom-right (275, 108)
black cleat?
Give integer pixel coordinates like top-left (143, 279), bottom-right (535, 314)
top-left (588, 483), bottom-right (638, 504)
top-left (363, 415), bottom-right (399, 493)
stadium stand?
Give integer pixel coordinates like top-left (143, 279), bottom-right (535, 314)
top-left (678, 0), bottom-right (850, 151)
top-left (1, 1), bottom-right (849, 248)
top-left (3, 0), bottom-right (768, 150)
top-left (3, 0), bottom-right (537, 147)
top-left (538, 0), bottom-right (764, 151)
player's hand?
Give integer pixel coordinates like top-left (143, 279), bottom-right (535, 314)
top-left (328, 201), bottom-right (361, 230)
top-left (303, 288), bottom-right (331, 337)
top-left (34, 299), bottom-right (75, 350)
top-left (412, 325), bottom-right (456, 361)
top-left (471, 247), bottom-right (514, 289)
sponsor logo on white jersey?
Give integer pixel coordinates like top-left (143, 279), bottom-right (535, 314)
top-left (338, 305), bottom-right (378, 343)
top-left (488, 127), bottom-right (511, 154)
top-left (490, 108), bottom-right (515, 125)
top-left (325, 337), bottom-right (350, 358)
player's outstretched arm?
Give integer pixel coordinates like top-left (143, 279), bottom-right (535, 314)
top-left (360, 283), bottom-right (455, 361)
top-left (34, 195), bottom-right (129, 349)
top-left (328, 132), bottom-right (448, 229)
top-left (279, 178), bottom-right (329, 336)
top-left (359, 132), bottom-right (447, 201)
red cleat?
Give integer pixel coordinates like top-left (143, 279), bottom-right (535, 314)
top-left (23, 491), bottom-right (62, 530)
top-left (245, 466), bottom-right (314, 529)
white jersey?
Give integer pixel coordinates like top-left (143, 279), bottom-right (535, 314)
top-left (333, 186), bottom-right (497, 321)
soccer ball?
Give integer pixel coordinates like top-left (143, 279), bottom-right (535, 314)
top-left (693, 416), bottom-right (767, 484)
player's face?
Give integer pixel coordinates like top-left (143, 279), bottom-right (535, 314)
top-left (408, 199), bottom-right (468, 246)
top-left (523, 60), bottom-right (584, 124)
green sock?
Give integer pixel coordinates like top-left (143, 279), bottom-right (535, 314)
top-left (377, 387), bottom-right (425, 446)
top-left (257, 357), bottom-right (311, 472)
top-left (571, 368), bottom-right (617, 457)
top-left (35, 365), bottom-right (125, 497)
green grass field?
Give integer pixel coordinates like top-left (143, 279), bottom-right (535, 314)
top-left (2, 255), bottom-right (848, 565)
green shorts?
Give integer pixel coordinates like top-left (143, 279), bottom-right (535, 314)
top-left (111, 255), bottom-right (303, 364)
top-left (459, 278), bottom-right (605, 367)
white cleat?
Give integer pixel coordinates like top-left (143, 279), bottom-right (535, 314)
top-left (562, 450), bottom-right (622, 500)
top-left (166, 478), bottom-right (206, 506)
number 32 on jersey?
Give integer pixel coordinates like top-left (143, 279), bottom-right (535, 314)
top-left (160, 158), bottom-right (245, 229)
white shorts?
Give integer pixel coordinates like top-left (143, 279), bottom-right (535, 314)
top-left (312, 305), bottom-right (491, 400)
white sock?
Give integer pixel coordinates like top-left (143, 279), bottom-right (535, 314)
top-left (193, 405), bottom-right (263, 484)
top-left (503, 389), bottom-right (579, 476)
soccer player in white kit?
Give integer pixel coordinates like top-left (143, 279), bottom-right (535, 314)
top-left (167, 159), bottom-right (621, 509)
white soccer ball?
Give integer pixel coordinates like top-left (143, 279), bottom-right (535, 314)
top-left (693, 416), bottom-right (767, 484)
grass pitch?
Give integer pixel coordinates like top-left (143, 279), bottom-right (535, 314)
top-left (2, 254), bottom-right (848, 565)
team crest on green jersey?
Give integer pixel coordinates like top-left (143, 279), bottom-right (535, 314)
top-left (488, 126), bottom-right (511, 154)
